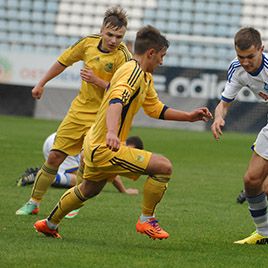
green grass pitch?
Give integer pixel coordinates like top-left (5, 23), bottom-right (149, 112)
top-left (1, 115), bottom-right (267, 268)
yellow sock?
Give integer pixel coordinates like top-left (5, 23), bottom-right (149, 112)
top-left (48, 185), bottom-right (86, 225)
top-left (75, 165), bottom-right (84, 185)
top-left (142, 176), bottom-right (168, 216)
top-left (31, 162), bottom-right (57, 202)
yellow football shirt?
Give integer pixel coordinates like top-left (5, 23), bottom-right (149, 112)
top-left (84, 59), bottom-right (166, 165)
top-left (57, 34), bottom-right (132, 124)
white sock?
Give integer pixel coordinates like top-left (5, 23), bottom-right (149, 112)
top-left (46, 219), bottom-right (58, 230)
top-left (29, 198), bottom-right (40, 207)
top-left (139, 214), bottom-right (155, 223)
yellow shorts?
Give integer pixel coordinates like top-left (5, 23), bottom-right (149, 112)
top-left (83, 144), bottom-right (152, 181)
top-left (52, 114), bottom-right (92, 156)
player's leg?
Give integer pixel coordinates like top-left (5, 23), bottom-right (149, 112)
top-left (136, 153), bottom-right (172, 240)
top-left (16, 150), bottom-right (67, 215)
top-left (16, 117), bottom-right (87, 215)
top-left (64, 151), bottom-right (85, 218)
top-left (34, 179), bottom-right (107, 237)
top-left (75, 150), bottom-right (85, 186)
top-left (235, 152), bottom-right (268, 244)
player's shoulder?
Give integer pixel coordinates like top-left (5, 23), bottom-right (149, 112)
top-left (116, 42), bottom-right (132, 61)
top-left (227, 58), bottom-right (243, 82)
top-left (119, 59), bottom-right (141, 73)
top-left (263, 52), bottom-right (268, 67)
top-left (75, 34), bottom-right (101, 45)
top-left (82, 34), bottom-right (101, 43)
top-left (113, 60), bottom-right (143, 86)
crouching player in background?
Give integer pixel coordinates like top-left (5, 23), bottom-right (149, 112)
top-left (17, 133), bottom-right (141, 195)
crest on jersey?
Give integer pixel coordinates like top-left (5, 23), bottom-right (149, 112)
top-left (264, 82), bottom-right (268, 92)
top-left (136, 155), bottom-right (145, 162)
top-left (104, 63), bottom-right (113, 72)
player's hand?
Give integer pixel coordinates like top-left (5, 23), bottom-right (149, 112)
top-left (80, 67), bottom-right (97, 84)
top-left (106, 131), bottom-right (120, 151)
top-left (211, 118), bottom-right (225, 140)
top-left (189, 107), bottom-right (213, 122)
top-left (32, 85), bottom-right (44, 99)
top-left (125, 188), bottom-right (139, 195)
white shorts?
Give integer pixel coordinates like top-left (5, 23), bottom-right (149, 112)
top-left (254, 124), bottom-right (268, 160)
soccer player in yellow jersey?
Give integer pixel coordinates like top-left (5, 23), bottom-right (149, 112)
top-left (16, 7), bottom-right (131, 215)
top-left (34, 25), bottom-right (212, 240)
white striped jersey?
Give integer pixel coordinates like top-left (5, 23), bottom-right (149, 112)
top-left (222, 53), bottom-right (268, 102)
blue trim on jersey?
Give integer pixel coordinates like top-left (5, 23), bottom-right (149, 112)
top-left (263, 55), bottom-right (268, 69)
top-left (65, 167), bottom-right (79, 173)
top-left (221, 95), bottom-right (234, 103)
top-left (55, 174), bottom-right (61, 184)
top-left (248, 54), bottom-right (264, 76)
top-left (227, 60), bottom-right (241, 82)
top-left (109, 98), bottom-right (123, 105)
top-left (159, 105), bottom-right (169, 120)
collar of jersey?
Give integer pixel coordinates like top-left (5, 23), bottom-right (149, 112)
top-left (97, 40), bottom-right (111, 53)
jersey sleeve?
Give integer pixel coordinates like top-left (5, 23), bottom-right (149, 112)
top-left (57, 37), bottom-right (89, 67)
top-left (113, 43), bottom-right (132, 71)
top-left (142, 77), bottom-right (165, 119)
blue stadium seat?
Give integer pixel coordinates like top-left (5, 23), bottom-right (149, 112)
top-left (7, 0), bottom-right (19, 8)
top-left (168, 10), bottom-right (178, 21)
top-left (167, 21), bottom-right (178, 33)
top-left (33, 1), bottom-right (46, 12)
top-left (46, 2), bottom-right (59, 13)
top-left (179, 22), bottom-right (192, 34)
top-left (0, 19), bottom-right (7, 30)
top-left (194, 12), bottom-right (206, 23)
top-left (192, 24), bottom-right (205, 35)
top-left (156, 9), bottom-right (168, 20)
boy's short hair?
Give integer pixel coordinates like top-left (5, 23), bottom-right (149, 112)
top-left (103, 6), bottom-right (128, 30)
top-left (234, 27), bottom-right (262, 50)
top-left (134, 25), bottom-right (169, 54)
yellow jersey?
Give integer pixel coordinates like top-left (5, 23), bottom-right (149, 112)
top-left (84, 59), bottom-right (167, 165)
top-left (57, 34), bottom-right (131, 123)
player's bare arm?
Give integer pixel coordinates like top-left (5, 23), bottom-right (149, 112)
top-left (106, 102), bottom-right (122, 151)
top-left (112, 176), bottom-right (139, 195)
top-left (32, 61), bottom-right (66, 99)
top-left (211, 100), bottom-right (231, 140)
top-left (80, 67), bottom-right (109, 89)
top-left (163, 107), bottom-right (212, 122)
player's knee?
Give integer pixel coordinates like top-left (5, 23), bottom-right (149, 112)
top-left (244, 173), bottom-right (262, 189)
top-left (47, 150), bottom-right (66, 167)
top-left (162, 158), bottom-right (173, 176)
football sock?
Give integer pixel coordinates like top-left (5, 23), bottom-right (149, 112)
top-left (76, 165), bottom-right (84, 185)
top-left (47, 185), bottom-right (86, 225)
top-left (28, 198), bottom-right (40, 206)
top-left (46, 219), bottom-right (58, 230)
top-left (140, 214), bottom-right (155, 223)
top-left (142, 176), bottom-right (169, 216)
top-left (247, 192), bottom-right (268, 236)
top-left (31, 162), bottom-right (58, 202)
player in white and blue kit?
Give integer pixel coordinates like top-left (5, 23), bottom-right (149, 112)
top-left (43, 133), bottom-right (80, 188)
top-left (18, 133), bottom-right (140, 194)
top-left (211, 27), bottom-right (268, 244)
